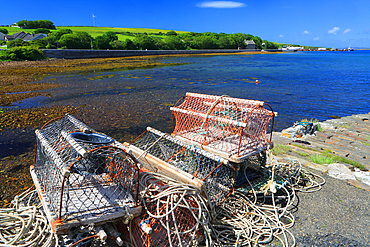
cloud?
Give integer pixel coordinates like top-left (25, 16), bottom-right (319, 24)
top-left (343, 29), bottom-right (351, 34)
top-left (328, 27), bottom-right (340, 34)
top-left (303, 30), bottom-right (310, 35)
top-left (279, 34), bottom-right (284, 38)
top-left (313, 37), bottom-right (319, 40)
top-left (196, 1), bottom-right (246, 8)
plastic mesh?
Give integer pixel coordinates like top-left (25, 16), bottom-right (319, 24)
top-left (131, 127), bottom-right (236, 208)
top-left (171, 92), bottom-right (274, 162)
top-left (33, 114), bottom-right (139, 232)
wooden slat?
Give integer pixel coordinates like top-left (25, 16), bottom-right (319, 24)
top-left (123, 142), bottom-right (206, 195)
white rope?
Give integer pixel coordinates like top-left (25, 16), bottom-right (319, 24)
top-left (0, 190), bottom-right (56, 247)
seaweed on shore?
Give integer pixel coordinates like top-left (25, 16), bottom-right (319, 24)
top-left (0, 56), bottom-right (186, 106)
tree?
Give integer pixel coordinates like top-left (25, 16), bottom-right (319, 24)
top-left (94, 31), bottom-right (118, 49)
top-left (217, 36), bottom-right (233, 49)
top-left (34, 28), bottom-right (51, 34)
top-left (110, 39), bottom-right (135, 50)
top-left (230, 33), bottom-right (247, 48)
top-left (59, 32), bottom-right (92, 49)
top-left (6, 46), bottom-right (45, 61)
top-left (163, 36), bottom-right (185, 50)
top-left (191, 36), bottom-right (218, 49)
top-left (0, 28), bottom-right (8, 34)
top-left (166, 31), bottom-right (177, 36)
top-left (104, 31), bottom-right (118, 42)
top-left (134, 34), bottom-right (157, 50)
top-left (17, 20), bottom-right (55, 29)
top-left (47, 29), bottom-right (73, 43)
top-left (94, 36), bottom-right (111, 49)
top-left (262, 40), bottom-right (279, 49)
top-left (251, 36), bottom-right (262, 49)
top-left (29, 39), bottom-right (48, 49)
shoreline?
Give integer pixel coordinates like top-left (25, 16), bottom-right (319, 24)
top-left (42, 48), bottom-right (272, 59)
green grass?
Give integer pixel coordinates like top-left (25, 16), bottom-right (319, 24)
top-left (290, 143), bottom-right (318, 152)
top-left (272, 144), bottom-right (291, 156)
top-left (309, 154), bottom-right (335, 164)
top-left (292, 150), bottom-right (310, 157)
top-left (2, 26), bottom-right (188, 42)
top-left (308, 149), bottom-right (366, 170)
top-left (316, 123), bottom-right (323, 131)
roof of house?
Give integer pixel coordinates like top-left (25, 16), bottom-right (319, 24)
top-left (245, 40), bottom-right (256, 45)
top-left (5, 31), bottom-right (47, 41)
top-left (23, 33), bottom-right (47, 41)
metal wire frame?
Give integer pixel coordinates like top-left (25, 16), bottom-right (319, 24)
top-left (33, 114), bottom-right (140, 232)
top-left (130, 127), bottom-right (237, 208)
top-left (171, 92), bottom-right (276, 163)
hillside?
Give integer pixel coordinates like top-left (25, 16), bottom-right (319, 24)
top-left (3, 26), bottom-right (189, 41)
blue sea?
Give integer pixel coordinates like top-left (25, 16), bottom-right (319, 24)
top-left (3, 50), bottom-right (370, 157)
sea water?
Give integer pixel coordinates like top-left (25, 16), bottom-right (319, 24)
top-left (5, 50), bottom-right (369, 141)
top-left (2, 51), bottom-right (370, 158)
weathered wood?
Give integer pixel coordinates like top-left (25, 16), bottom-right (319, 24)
top-left (123, 142), bottom-right (206, 193)
top-left (172, 133), bottom-right (272, 163)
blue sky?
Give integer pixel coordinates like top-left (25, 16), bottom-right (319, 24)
top-left (2, 0), bottom-right (370, 48)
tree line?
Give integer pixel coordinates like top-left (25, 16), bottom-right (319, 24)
top-left (16, 20), bottom-right (56, 29)
top-left (4, 29), bottom-right (279, 50)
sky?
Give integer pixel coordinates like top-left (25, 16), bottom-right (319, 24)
top-left (2, 0), bottom-right (370, 48)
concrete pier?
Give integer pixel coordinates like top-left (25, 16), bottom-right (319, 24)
top-left (272, 113), bottom-right (370, 191)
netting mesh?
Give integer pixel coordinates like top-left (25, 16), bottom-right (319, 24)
top-left (33, 114), bottom-right (139, 232)
top-left (130, 127), bottom-right (236, 208)
top-left (128, 169), bottom-right (210, 247)
top-left (171, 92), bottom-right (274, 162)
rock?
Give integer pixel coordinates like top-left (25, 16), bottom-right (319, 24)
top-left (327, 163), bottom-right (356, 180)
top-left (347, 179), bottom-right (370, 192)
top-left (353, 170), bottom-right (370, 187)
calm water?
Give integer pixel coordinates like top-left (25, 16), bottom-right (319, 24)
top-left (2, 51), bottom-right (370, 157)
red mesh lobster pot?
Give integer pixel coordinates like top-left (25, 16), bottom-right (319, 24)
top-left (171, 93), bottom-right (276, 163)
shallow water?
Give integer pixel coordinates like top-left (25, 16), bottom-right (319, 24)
top-left (11, 51), bottom-right (370, 141)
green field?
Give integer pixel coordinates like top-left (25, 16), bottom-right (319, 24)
top-left (2, 26), bottom-right (189, 41)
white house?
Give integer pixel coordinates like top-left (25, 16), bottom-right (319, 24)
top-left (244, 40), bottom-right (256, 49)
top-left (0, 32), bottom-right (5, 40)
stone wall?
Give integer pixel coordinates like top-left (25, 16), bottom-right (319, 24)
top-left (42, 49), bottom-right (257, 59)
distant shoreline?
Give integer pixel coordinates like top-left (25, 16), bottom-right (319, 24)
top-left (42, 49), bottom-right (277, 59)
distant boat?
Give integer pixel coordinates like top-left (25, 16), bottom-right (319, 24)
top-left (348, 46), bottom-right (354, 51)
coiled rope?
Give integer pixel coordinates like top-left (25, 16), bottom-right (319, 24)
top-left (0, 187), bottom-right (56, 247)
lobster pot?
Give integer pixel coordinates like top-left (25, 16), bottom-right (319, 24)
top-left (130, 127), bottom-right (236, 208)
top-left (171, 93), bottom-right (275, 163)
top-left (128, 170), bottom-right (210, 247)
top-left (32, 114), bottom-right (141, 233)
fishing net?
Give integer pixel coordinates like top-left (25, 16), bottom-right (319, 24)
top-left (32, 114), bottom-right (140, 233)
top-left (171, 93), bottom-right (275, 163)
top-left (129, 127), bottom-right (236, 208)
top-left (127, 169), bottom-right (211, 247)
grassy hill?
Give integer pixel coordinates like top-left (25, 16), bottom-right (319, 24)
top-left (3, 26), bottom-right (189, 41)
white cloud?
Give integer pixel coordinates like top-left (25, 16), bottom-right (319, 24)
top-left (328, 27), bottom-right (340, 34)
top-left (343, 29), bottom-right (351, 34)
top-left (196, 1), bottom-right (246, 8)
top-left (303, 30), bottom-right (310, 34)
top-left (313, 37), bottom-right (319, 40)
top-left (279, 34), bottom-right (284, 38)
